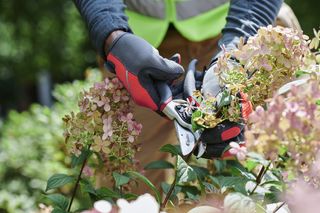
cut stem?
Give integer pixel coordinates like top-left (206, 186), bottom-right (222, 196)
top-left (249, 161), bottom-right (271, 195)
top-left (161, 173), bottom-right (177, 209)
top-left (67, 145), bottom-right (91, 212)
top-left (272, 202), bottom-right (286, 213)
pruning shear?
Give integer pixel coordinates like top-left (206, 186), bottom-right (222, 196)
top-left (156, 59), bottom-right (206, 157)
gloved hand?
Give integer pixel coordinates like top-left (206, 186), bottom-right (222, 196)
top-left (198, 92), bottom-right (252, 159)
top-left (194, 61), bottom-right (253, 159)
top-left (193, 0), bottom-right (282, 159)
top-left (105, 31), bottom-right (184, 111)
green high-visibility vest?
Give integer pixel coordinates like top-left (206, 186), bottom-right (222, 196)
top-left (124, 0), bottom-right (229, 47)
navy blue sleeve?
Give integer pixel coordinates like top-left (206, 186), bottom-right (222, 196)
top-left (73, 0), bottom-right (131, 56)
top-left (212, 0), bottom-right (283, 61)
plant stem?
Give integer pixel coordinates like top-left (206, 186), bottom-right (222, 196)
top-left (249, 161), bottom-right (271, 195)
top-left (120, 185), bottom-right (123, 197)
top-left (67, 145), bottom-right (91, 212)
top-left (161, 173), bottom-right (177, 209)
top-left (272, 202), bottom-right (286, 213)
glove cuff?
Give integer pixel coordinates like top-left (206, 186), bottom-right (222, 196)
top-left (104, 32), bottom-right (128, 57)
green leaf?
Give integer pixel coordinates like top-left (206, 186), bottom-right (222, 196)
top-left (191, 110), bottom-right (203, 131)
top-left (245, 160), bottom-right (259, 172)
top-left (71, 149), bottom-right (92, 168)
top-left (231, 167), bottom-right (256, 180)
top-left (224, 192), bottom-right (256, 213)
top-left (246, 152), bottom-right (269, 166)
top-left (123, 193), bottom-right (138, 200)
top-left (209, 176), bottom-right (222, 189)
top-left (198, 178), bottom-right (206, 194)
top-left (176, 156), bottom-right (197, 184)
top-left (213, 159), bottom-right (227, 173)
top-left (265, 186), bottom-right (282, 203)
top-left (96, 187), bottom-right (120, 199)
top-left (180, 185), bottom-right (200, 201)
top-left (260, 180), bottom-right (283, 187)
top-left (45, 194), bottom-right (69, 211)
top-left (52, 209), bottom-right (67, 213)
top-left (228, 162), bottom-right (256, 180)
top-left (256, 202), bottom-right (267, 213)
top-left (316, 99), bottom-right (320, 106)
top-left (80, 179), bottom-right (96, 195)
top-left (203, 182), bottom-right (216, 193)
top-left (46, 174), bottom-right (75, 191)
top-left (191, 165), bottom-right (209, 181)
top-left (161, 182), bottom-right (181, 201)
top-left (160, 144), bottom-right (180, 155)
top-left (278, 146), bottom-right (287, 156)
top-left (144, 160), bottom-right (174, 170)
top-left (245, 181), bottom-right (270, 195)
top-left (217, 90), bottom-right (232, 108)
top-left (112, 172), bottom-right (130, 188)
top-left (163, 183), bottom-right (182, 195)
top-left (263, 170), bottom-right (281, 183)
top-left (209, 176), bottom-right (250, 194)
top-left (126, 171), bottom-right (161, 204)
top-left (295, 70), bottom-right (309, 78)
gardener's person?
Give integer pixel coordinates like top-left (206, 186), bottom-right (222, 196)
top-left (73, 0), bottom-right (300, 191)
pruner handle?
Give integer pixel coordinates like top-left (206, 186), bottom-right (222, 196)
top-left (156, 81), bottom-right (193, 130)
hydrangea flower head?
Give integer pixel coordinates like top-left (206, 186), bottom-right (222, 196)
top-left (63, 77), bottom-right (142, 175)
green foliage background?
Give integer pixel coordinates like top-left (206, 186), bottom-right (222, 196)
top-left (0, 71), bottom-right (101, 212)
top-left (0, 0), bottom-right (96, 113)
top-left (285, 0), bottom-right (319, 36)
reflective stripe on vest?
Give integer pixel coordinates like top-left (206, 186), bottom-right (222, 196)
top-left (124, 0), bottom-right (228, 20)
top-left (176, 0), bottom-right (228, 20)
top-left (124, 0), bottom-right (165, 19)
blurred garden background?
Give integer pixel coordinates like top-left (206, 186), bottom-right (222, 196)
top-left (0, 0), bottom-right (319, 212)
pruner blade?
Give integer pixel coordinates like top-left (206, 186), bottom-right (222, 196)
top-left (174, 120), bottom-right (195, 156)
top-left (196, 142), bottom-right (206, 159)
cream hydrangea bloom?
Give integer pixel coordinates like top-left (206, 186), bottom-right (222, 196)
top-left (117, 193), bottom-right (162, 213)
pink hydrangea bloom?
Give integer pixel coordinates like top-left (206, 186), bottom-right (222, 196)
top-left (102, 116), bottom-right (113, 140)
top-left (284, 179), bottom-right (320, 213)
top-left (246, 79), bottom-right (320, 176)
top-left (63, 76), bottom-right (142, 177)
top-left (83, 165), bottom-right (94, 177)
top-left (228, 142), bottom-right (247, 160)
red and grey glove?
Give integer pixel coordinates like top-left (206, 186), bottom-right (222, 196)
top-left (194, 62), bottom-right (253, 159)
top-left (105, 32), bottom-right (184, 111)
